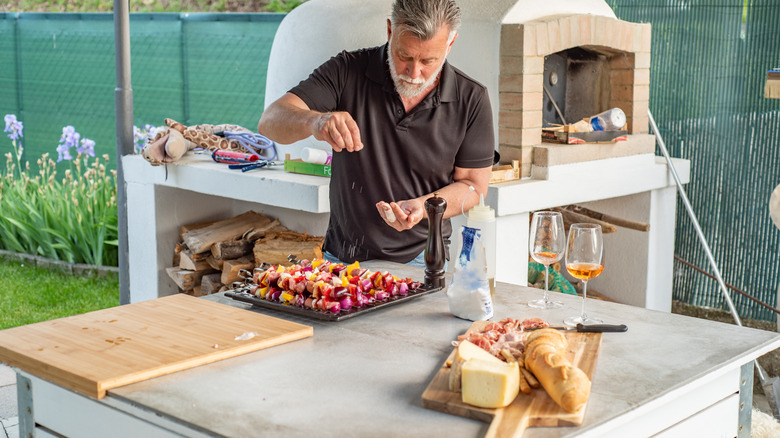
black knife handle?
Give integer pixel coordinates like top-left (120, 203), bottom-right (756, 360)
top-left (576, 323), bottom-right (628, 333)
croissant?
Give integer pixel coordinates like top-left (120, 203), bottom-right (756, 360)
top-left (523, 328), bottom-right (591, 413)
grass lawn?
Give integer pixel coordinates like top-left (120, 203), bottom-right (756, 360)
top-left (0, 258), bottom-right (119, 330)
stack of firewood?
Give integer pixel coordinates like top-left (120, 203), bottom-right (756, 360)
top-left (166, 211), bottom-right (324, 296)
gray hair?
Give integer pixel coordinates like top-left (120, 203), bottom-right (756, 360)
top-left (390, 0), bottom-right (461, 41)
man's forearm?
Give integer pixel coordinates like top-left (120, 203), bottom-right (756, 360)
top-left (257, 94), bottom-right (319, 145)
top-left (418, 167), bottom-right (491, 219)
top-left (258, 93), bottom-right (362, 152)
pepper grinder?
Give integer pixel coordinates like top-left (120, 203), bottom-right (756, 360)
top-left (424, 193), bottom-right (447, 289)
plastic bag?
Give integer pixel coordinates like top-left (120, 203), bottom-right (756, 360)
top-left (446, 226), bottom-right (493, 321)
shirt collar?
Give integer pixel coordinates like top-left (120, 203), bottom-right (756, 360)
top-left (367, 43), bottom-right (458, 104)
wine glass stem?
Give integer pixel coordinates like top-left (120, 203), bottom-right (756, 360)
top-left (580, 280), bottom-right (588, 319)
top-left (544, 265), bottom-right (550, 301)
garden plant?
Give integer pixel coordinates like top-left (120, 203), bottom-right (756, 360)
top-left (2, 114), bottom-right (119, 267)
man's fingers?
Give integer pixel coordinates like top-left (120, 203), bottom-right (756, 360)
top-left (381, 203), bottom-right (396, 223)
top-left (319, 112), bottom-right (362, 152)
top-left (390, 203), bottom-right (420, 231)
top-left (334, 121), bottom-right (355, 151)
top-left (389, 203), bottom-right (407, 222)
top-left (327, 123), bottom-right (347, 151)
top-left (346, 118), bottom-right (363, 151)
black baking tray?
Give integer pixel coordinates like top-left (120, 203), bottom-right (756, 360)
top-left (225, 284), bottom-right (442, 321)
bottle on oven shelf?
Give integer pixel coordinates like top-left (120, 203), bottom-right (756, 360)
top-left (588, 107), bottom-right (626, 131)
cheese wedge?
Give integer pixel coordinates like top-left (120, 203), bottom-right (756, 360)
top-left (461, 359), bottom-right (520, 408)
top-left (449, 340), bottom-right (502, 392)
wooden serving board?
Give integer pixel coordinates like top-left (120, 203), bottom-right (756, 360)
top-left (0, 294), bottom-right (312, 399)
top-left (422, 322), bottom-right (602, 437)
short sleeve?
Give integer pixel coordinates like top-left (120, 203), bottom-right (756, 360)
top-left (454, 87), bottom-right (495, 169)
top-left (288, 51), bottom-right (351, 113)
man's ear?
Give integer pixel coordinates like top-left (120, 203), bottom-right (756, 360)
top-left (448, 32), bottom-right (459, 48)
top-left (387, 19), bottom-right (392, 41)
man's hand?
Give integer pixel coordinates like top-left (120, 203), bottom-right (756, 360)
top-left (375, 165), bottom-right (491, 231)
top-left (258, 93), bottom-right (363, 152)
top-left (376, 200), bottom-right (424, 231)
top-left (314, 112), bottom-right (363, 152)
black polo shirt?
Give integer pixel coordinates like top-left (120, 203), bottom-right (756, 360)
top-left (289, 43), bottom-right (495, 263)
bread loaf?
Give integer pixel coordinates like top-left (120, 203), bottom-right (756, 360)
top-left (523, 328), bottom-right (591, 413)
top-left (526, 328), bottom-right (568, 351)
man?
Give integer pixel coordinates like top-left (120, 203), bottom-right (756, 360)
top-left (258, 0), bottom-right (495, 266)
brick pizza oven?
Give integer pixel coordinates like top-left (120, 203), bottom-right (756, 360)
top-left (497, 14), bottom-right (651, 176)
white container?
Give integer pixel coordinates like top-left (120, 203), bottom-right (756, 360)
top-left (301, 147), bottom-right (331, 165)
top-left (589, 107), bottom-right (626, 131)
top-left (466, 194), bottom-right (496, 296)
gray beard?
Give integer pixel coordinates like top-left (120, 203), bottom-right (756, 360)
top-left (387, 40), bottom-right (446, 99)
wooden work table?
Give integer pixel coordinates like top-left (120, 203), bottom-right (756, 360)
top-left (4, 262), bottom-right (777, 437)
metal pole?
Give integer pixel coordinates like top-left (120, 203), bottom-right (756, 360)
top-left (648, 110), bottom-right (742, 326)
top-left (114, 0), bottom-right (133, 305)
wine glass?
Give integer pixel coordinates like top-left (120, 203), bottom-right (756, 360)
top-left (528, 211), bottom-right (565, 309)
top-left (564, 223), bottom-right (605, 326)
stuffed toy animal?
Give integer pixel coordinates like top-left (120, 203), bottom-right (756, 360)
top-left (141, 118), bottom-right (258, 166)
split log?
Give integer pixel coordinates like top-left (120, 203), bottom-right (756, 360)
top-left (205, 255), bottom-right (224, 271)
top-left (253, 237), bottom-right (323, 266)
top-left (211, 239), bottom-right (254, 260)
top-left (182, 211), bottom-right (278, 254)
top-left (173, 242), bottom-right (184, 266)
top-left (551, 207), bottom-right (617, 233)
top-left (200, 273), bottom-right (224, 294)
top-left (262, 229), bottom-right (321, 242)
top-left (243, 222), bottom-right (287, 241)
top-left (179, 220), bottom-right (218, 241)
top-left (221, 257), bottom-right (254, 285)
top-left (565, 205), bottom-right (650, 232)
top-left (166, 266), bottom-right (213, 291)
top-left (179, 249), bottom-right (212, 271)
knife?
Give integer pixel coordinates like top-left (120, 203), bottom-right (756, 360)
top-left (527, 323), bottom-right (628, 333)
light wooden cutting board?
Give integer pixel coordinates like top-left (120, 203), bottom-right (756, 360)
top-left (0, 294), bottom-right (312, 399)
top-left (422, 322), bottom-right (602, 437)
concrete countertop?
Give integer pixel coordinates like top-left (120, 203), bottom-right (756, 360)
top-left (107, 262), bottom-right (780, 437)
top-left (487, 155), bottom-right (690, 216)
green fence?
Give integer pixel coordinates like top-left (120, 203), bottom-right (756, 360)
top-left (2, 5), bottom-right (780, 321)
top-left (607, 0), bottom-right (780, 321)
top-left (0, 12), bottom-right (283, 164)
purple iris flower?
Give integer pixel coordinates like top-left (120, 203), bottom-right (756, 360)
top-left (57, 126), bottom-right (80, 162)
top-left (78, 138), bottom-right (96, 157)
top-left (56, 143), bottom-right (73, 162)
top-left (4, 114), bottom-right (23, 142)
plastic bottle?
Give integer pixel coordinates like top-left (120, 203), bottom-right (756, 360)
top-left (446, 226), bottom-right (493, 321)
top-left (589, 108), bottom-right (626, 131)
top-left (466, 194), bottom-right (496, 296)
